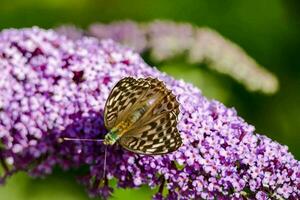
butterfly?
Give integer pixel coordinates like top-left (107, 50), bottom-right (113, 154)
top-left (103, 77), bottom-right (182, 155)
top-left (62, 77), bottom-right (182, 155)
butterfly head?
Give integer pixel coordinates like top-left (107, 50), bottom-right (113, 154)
top-left (103, 130), bottom-right (119, 145)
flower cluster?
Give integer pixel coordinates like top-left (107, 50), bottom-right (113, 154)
top-left (189, 28), bottom-right (278, 94)
top-left (146, 20), bottom-right (194, 61)
top-left (55, 24), bottom-right (85, 41)
top-left (86, 20), bottom-right (279, 94)
top-left (88, 20), bottom-right (147, 53)
top-left (0, 28), bottom-right (299, 199)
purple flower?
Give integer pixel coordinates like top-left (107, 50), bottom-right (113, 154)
top-left (88, 21), bottom-right (147, 53)
top-left (189, 28), bottom-right (278, 94)
top-left (86, 20), bottom-right (279, 94)
top-left (0, 27), bottom-right (299, 199)
top-left (146, 20), bottom-right (195, 61)
top-left (55, 24), bottom-right (85, 41)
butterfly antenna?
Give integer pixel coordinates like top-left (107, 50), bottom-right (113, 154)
top-left (58, 137), bottom-right (104, 143)
top-left (103, 145), bottom-right (107, 181)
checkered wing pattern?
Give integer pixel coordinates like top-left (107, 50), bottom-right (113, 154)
top-left (115, 78), bottom-right (182, 155)
top-left (119, 111), bottom-right (182, 155)
top-left (104, 77), bottom-right (149, 129)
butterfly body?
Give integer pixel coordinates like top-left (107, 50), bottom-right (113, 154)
top-left (104, 77), bottom-right (182, 155)
top-left (104, 106), bottom-right (147, 145)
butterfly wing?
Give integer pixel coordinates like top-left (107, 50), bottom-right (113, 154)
top-left (104, 77), bottom-right (149, 129)
top-left (119, 111), bottom-right (182, 155)
top-left (118, 78), bottom-right (182, 155)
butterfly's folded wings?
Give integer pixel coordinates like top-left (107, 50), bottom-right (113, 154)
top-left (104, 77), bottom-right (182, 155)
top-left (104, 77), bottom-right (148, 129)
top-left (120, 111), bottom-right (182, 155)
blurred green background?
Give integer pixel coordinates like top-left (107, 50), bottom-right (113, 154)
top-left (0, 0), bottom-right (299, 199)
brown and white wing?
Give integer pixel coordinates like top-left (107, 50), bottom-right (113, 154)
top-left (119, 111), bottom-right (182, 155)
top-left (119, 78), bottom-right (182, 155)
top-left (104, 77), bottom-right (149, 129)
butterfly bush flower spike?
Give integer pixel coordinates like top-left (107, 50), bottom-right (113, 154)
top-left (87, 20), bottom-right (279, 94)
top-left (0, 28), bottom-right (299, 200)
top-left (146, 20), bottom-right (195, 61)
top-left (88, 20), bottom-right (147, 53)
top-left (55, 24), bottom-right (85, 41)
top-left (189, 28), bottom-right (279, 94)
